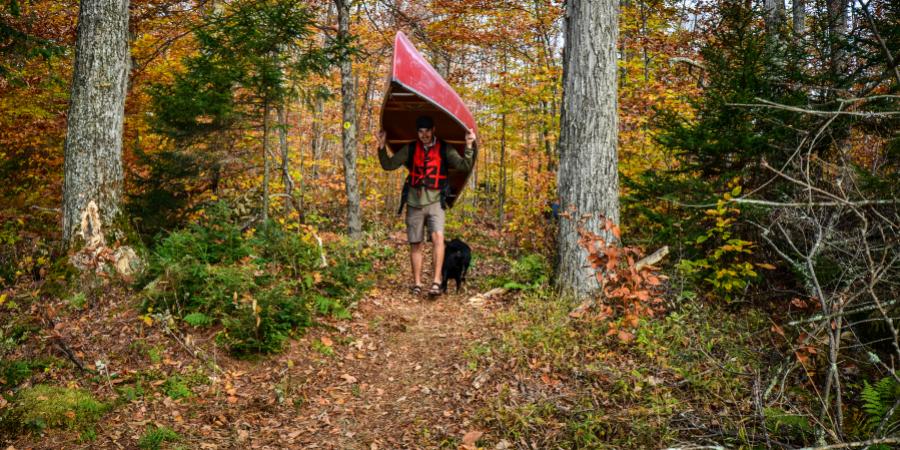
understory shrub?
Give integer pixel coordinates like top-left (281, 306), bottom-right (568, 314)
top-left (139, 202), bottom-right (380, 356)
top-left (1, 384), bottom-right (107, 435)
top-left (489, 253), bottom-right (551, 291)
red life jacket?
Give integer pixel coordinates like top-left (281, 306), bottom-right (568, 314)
top-left (408, 139), bottom-right (448, 190)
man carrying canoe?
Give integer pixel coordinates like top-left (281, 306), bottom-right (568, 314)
top-left (377, 115), bottom-right (476, 297)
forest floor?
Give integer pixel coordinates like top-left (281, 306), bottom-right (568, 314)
top-left (3, 231), bottom-right (521, 449)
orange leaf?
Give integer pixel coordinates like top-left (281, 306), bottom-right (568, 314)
top-left (617, 330), bottom-right (634, 343)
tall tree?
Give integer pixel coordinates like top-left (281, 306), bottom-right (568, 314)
top-left (62, 0), bottom-right (130, 247)
top-left (556, 0), bottom-right (620, 298)
top-left (764, 0), bottom-right (786, 32)
top-left (335, 0), bottom-right (362, 238)
top-left (792, 0), bottom-right (806, 36)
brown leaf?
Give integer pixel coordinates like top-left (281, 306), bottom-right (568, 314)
top-left (320, 336), bottom-right (333, 347)
top-left (771, 324), bottom-right (785, 337)
top-left (617, 330), bottom-right (635, 343)
top-left (461, 430), bottom-right (484, 446)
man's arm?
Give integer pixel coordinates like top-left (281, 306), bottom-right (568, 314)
top-left (377, 130), bottom-right (408, 170)
top-left (445, 128), bottom-right (477, 172)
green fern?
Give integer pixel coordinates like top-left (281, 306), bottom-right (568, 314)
top-left (861, 376), bottom-right (900, 433)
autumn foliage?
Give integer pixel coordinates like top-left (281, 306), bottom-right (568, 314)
top-left (570, 218), bottom-right (666, 343)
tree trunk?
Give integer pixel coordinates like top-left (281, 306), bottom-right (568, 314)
top-left (336, 0), bottom-right (361, 238)
top-left (498, 111), bottom-right (507, 228)
top-left (62, 0), bottom-right (130, 248)
top-left (277, 103), bottom-right (297, 214)
top-left (764, 0), bottom-right (785, 33)
top-left (310, 93), bottom-right (325, 181)
top-left (827, 0), bottom-right (848, 78)
top-left (262, 98), bottom-right (270, 224)
top-left (556, 0), bottom-right (620, 299)
top-left (792, 0), bottom-right (805, 36)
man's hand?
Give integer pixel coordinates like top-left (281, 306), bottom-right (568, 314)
top-left (465, 128), bottom-right (476, 148)
top-left (376, 130), bottom-right (387, 149)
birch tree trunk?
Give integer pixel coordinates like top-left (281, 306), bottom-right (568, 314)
top-left (335, 0), bottom-right (362, 239)
top-left (63, 0), bottom-right (130, 248)
top-left (556, 0), bottom-right (620, 298)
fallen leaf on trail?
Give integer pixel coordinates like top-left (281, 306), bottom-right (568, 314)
top-left (341, 373), bottom-right (357, 383)
top-left (461, 430), bottom-right (484, 446)
top-left (617, 330), bottom-right (634, 343)
top-left (321, 336), bottom-right (333, 347)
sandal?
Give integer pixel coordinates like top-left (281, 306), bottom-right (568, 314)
top-left (410, 285), bottom-right (423, 295)
top-left (427, 282), bottom-right (442, 297)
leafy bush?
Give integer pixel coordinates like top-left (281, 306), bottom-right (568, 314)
top-left (676, 189), bottom-right (768, 302)
top-left (489, 253), bottom-right (550, 291)
top-left (140, 203), bottom-right (381, 355)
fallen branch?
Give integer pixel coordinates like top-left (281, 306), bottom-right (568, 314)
top-left (49, 336), bottom-right (98, 375)
top-left (797, 437), bottom-right (900, 450)
top-left (635, 246), bottom-right (669, 271)
top-left (467, 287), bottom-right (508, 306)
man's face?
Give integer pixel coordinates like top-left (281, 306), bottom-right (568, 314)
top-left (417, 127), bottom-right (434, 144)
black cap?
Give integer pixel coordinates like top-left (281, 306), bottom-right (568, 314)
top-left (415, 115), bottom-right (434, 130)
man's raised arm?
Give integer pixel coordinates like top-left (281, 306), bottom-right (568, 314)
top-left (377, 130), bottom-right (408, 170)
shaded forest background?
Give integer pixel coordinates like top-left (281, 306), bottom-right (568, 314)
top-left (1, 0), bottom-right (900, 448)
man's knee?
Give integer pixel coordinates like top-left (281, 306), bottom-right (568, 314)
top-left (410, 242), bottom-right (423, 252)
top-left (431, 231), bottom-right (444, 244)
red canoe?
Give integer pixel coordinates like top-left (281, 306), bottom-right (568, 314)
top-left (380, 31), bottom-right (477, 208)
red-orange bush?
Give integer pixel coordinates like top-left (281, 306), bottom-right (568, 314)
top-left (570, 218), bottom-right (667, 343)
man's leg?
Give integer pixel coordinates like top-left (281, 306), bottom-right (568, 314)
top-left (410, 242), bottom-right (424, 287)
top-left (432, 231), bottom-right (444, 286)
top-left (407, 206), bottom-right (426, 290)
top-left (426, 202), bottom-right (447, 293)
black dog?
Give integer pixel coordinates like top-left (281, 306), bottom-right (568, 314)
top-left (441, 238), bottom-right (471, 294)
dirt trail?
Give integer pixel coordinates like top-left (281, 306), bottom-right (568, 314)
top-left (16, 240), bottom-right (498, 449)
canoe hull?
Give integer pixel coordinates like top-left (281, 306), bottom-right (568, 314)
top-left (380, 32), bottom-right (477, 209)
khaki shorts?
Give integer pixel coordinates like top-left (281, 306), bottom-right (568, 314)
top-left (406, 202), bottom-right (445, 244)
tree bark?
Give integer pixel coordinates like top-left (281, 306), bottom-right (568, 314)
top-left (827, 0), bottom-right (848, 78)
top-left (277, 103), bottom-right (297, 214)
top-left (63, 0), bottom-right (130, 248)
top-left (335, 0), bottom-right (362, 239)
top-left (792, 0), bottom-right (805, 36)
top-left (556, 0), bottom-right (620, 298)
top-left (310, 93), bottom-right (325, 181)
top-left (764, 0), bottom-right (785, 33)
top-left (262, 97), bottom-right (271, 224)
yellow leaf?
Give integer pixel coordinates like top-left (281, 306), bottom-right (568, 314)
top-left (0, 293), bottom-right (6, 306)
top-left (142, 316), bottom-right (153, 326)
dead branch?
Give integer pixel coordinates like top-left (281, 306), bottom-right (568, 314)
top-left (797, 437), bottom-right (900, 450)
top-left (635, 246), bottom-right (669, 271)
top-left (49, 335), bottom-right (98, 375)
